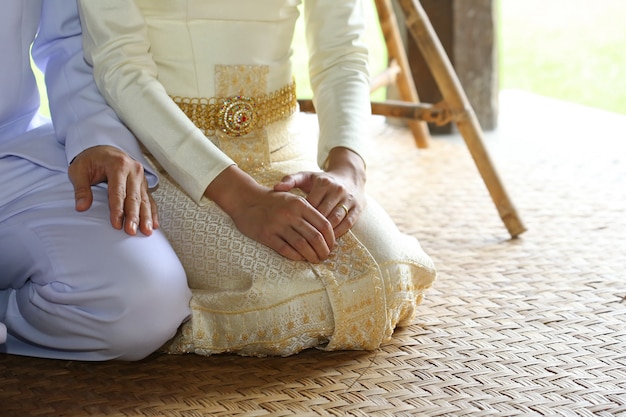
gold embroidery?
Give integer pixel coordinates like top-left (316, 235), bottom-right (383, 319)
top-left (171, 82), bottom-right (297, 138)
top-left (153, 66), bottom-right (436, 358)
top-left (171, 65), bottom-right (297, 172)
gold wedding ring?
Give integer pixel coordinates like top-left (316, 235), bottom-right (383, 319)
top-left (340, 204), bottom-right (350, 217)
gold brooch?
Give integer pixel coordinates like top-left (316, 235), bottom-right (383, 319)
top-left (217, 96), bottom-right (258, 137)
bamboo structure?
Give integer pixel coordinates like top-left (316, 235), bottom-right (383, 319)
top-left (374, 0), bottom-right (431, 148)
top-left (300, 0), bottom-right (526, 238)
top-left (395, 0), bottom-right (525, 237)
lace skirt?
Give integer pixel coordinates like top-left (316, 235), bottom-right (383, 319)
top-left (152, 113), bottom-right (436, 357)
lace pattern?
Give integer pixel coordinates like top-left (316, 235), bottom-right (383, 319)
top-left (153, 64), bottom-right (436, 356)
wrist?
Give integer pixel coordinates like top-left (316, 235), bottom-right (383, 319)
top-left (204, 165), bottom-right (266, 216)
top-left (325, 147), bottom-right (367, 187)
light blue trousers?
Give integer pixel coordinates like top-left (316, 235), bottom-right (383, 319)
top-left (0, 132), bottom-right (191, 361)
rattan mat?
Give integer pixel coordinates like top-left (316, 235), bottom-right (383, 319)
top-left (2, 93), bottom-right (625, 416)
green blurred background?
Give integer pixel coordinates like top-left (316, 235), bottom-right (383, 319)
top-left (498, 0), bottom-right (625, 115)
top-left (36, 0), bottom-right (626, 116)
top-left (295, 0), bottom-right (626, 115)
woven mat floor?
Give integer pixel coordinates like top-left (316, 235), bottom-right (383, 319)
top-left (2, 92), bottom-right (625, 416)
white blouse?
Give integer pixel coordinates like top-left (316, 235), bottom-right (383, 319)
top-left (78, 0), bottom-right (372, 203)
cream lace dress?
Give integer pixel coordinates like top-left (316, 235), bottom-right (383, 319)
top-left (78, 0), bottom-right (437, 356)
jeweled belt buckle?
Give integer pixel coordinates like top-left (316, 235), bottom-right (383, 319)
top-left (217, 95), bottom-right (258, 137)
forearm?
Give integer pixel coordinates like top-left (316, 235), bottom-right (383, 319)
top-left (324, 147), bottom-right (367, 190)
top-left (203, 165), bottom-right (267, 217)
top-left (32, 1), bottom-right (157, 185)
top-left (77, 0), bottom-right (235, 202)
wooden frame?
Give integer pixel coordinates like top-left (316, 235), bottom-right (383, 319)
top-left (299, 0), bottom-right (526, 238)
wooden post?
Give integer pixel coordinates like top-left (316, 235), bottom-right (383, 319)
top-left (397, 0), bottom-right (526, 237)
top-left (375, 0), bottom-right (431, 148)
top-left (406, 0), bottom-right (499, 134)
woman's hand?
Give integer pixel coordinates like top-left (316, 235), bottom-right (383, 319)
top-left (205, 166), bottom-right (335, 263)
top-left (274, 147), bottom-right (367, 238)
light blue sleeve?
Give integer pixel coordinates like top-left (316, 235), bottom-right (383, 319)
top-left (0, 0), bottom-right (41, 141)
top-left (30, 0), bottom-right (158, 187)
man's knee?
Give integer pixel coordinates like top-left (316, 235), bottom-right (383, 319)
top-left (103, 262), bottom-right (191, 361)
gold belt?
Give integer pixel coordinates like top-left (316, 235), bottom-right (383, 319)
top-left (171, 82), bottom-right (297, 137)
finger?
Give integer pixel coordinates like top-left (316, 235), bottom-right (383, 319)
top-left (148, 193), bottom-right (160, 230)
top-left (68, 165), bottom-right (95, 212)
top-left (273, 174), bottom-right (296, 192)
top-left (307, 177), bottom-right (347, 217)
top-left (106, 170), bottom-right (127, 231)
top-left (334, 225), bottom-right (351, 239)
top-left (301, 210), bottom-right (335, 254)
top-left (333, 204), bottom-right (361, 238)
top-left (333, 213), bottom-right (353, 238)
top-left (282, 226), bottom-right (326, 263)
top-left (327, 203), bottom-right (350, 230)
top-left (303, 175), bottom-right (330, 210)
top-left (73, 184), bottom-right (95, 212)
top-left (137, 185), bottom-right (154, 236)
top-left (273, 172), bottom-right (310, 193)
top-left (265, 235), bottom-right (304, 262)
top-left (121, 173), bottom-right (143, 236)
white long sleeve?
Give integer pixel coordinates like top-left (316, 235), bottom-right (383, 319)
top-left (78, 0), bottom-right (235, 203)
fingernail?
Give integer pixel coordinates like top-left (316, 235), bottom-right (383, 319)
top-left (76, 198), bottom-right (87, 209)
top-left (146, 221), bottom-right (153, 231)
top-left (130, 221), bottom-right (138, 234)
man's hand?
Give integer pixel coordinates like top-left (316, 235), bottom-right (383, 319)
top-left (68, 146), bottom-right (157, 236)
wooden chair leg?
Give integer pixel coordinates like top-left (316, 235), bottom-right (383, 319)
top-left (374, 0), bottom-right (431, 149)
top-left (396, 0), bottom-right (526, 237)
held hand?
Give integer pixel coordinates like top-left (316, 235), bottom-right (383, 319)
top-left (205, 166), bottom-right (335, 263)
top-left (232, 190), bottom-right (335, 263)
top-left (68, 145), bottom-right (157, 236)
top-left (274, 147), bottom-right (367, 238)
